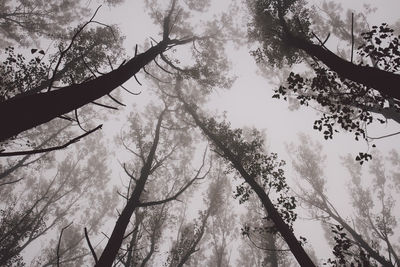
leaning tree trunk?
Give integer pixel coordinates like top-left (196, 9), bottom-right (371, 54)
top-left (0, 41), bottom-right (168, 142)
top-left (94, 110), bottom-right (164, 267)
top-left (179, 97), bottom-right (316, 267)
top-left (275, 5), bottom-right (400, 102)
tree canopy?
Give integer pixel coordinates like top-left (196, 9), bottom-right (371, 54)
top-left (1, 0), bottom-right (400, 266)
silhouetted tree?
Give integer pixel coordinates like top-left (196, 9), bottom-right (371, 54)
top-left (0, 0), bottom-right (232, 142)
top-left (247, 0), bottom-right (400, 162)
top-left (169, 77), bottom-right (314, 266)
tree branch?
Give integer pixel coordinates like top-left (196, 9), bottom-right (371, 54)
top-left (85, 227), bottom-right (98, 264)
top-left (0, 125), bottom-right (102, 157)
top-left (57, 222), bottom-right (73, 267)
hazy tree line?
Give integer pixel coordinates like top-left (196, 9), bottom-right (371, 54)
top-left (0, 0), bottom-right (399, 266)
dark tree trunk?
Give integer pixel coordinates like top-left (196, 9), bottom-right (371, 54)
top-left (180, 98), bottom-right (316, 267)
top-left (95, 110), bottom-right (164, 267)
top-left (0, 41), bottom-right (168, 142)
top-left (282, 25), bottom-right (400, 102)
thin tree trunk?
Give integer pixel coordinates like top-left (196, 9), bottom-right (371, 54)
top-left (95, 110), bottom-right (165, 267)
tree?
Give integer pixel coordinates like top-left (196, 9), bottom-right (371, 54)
top-left (94, 101), bottom-right (209, 266)
top-left (0, 0), bottom-right (124, 48)
top-left (0, 131), bottom-right (117, 266)
top-left (240, 188), bottom-right (293, 266)
top-left (288, 133), bottom-right (399, 266)
top-left (0, 20), bottom-right (125, 157)
top-left (247, 0), bottom-right (400, 161)
top-left (168, 77), bottom-right (314, 266)
top-left (204, 167), bottom-right (236, 267)
top-left (166, 168), bottom-right (226, 267)
top-left (0, 0), bottom-right (232, 142)
top-left (248, 0), bottom-right (400, 100)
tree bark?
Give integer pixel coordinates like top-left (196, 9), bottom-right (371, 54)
top-left (0, 41), bottom-right (168, 142)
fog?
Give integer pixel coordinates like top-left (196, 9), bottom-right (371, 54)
top-left (0, 0), bottom-right (399, 266)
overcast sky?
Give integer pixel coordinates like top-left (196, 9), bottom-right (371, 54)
top-left (52, 0), bottom-right (400, 264)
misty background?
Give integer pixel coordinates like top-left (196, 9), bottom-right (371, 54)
top-left (0, 0), bottom-right (399, 266)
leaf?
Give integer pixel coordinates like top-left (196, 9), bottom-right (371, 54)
top-left (31, 49), bottom-right (38, 54)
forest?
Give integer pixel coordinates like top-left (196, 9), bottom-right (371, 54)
top-left (0, 0), bottom-right (399, 266)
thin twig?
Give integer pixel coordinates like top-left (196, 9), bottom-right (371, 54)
top-left (133, 74), bottom-right (142, 86)
top-left (107, 93), bottom-right (126, 106)
top-left (84, 227), bottom-right (98, 264)
top-left (351, 12), bottom-right (354, 63)
top-left (153, 58), bottom-right (173, 74)
top-left (75, 109), bottom-right (88, 132)
top-left (367, 131), bottom-right (400, 140)
top-left (57, 222), bottom-right (73, 267)
top-left (91, 101), bottom-right (119, 110)
top-left (0, 125), bottom-right (102, 157)
top-left (48, 6), bottom-right (102, 91)
top-left (107, 56), bottom-right (114, 70)
top-left (0, 177), bottom-right (24, 187)
top-left (120, 85), bottom-right (141, 95)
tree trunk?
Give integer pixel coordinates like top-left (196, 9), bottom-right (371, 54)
top-left (0, 41), bottom-right (168, 142)
top-left (284, 31), bottom-right (400, 102)
top-left (95, 110), bottom-right (164, 267)
top-left (180, 98), bottom-right (316, 267)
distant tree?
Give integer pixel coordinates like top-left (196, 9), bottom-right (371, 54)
top-left (240, 189), bottom-right (293, 267)
top-left (94, 101), bottom-right (208, 266)
top-left (288, 133), bottom-right (399, 266)
top-left (204, 167), bottom-right (236, 267)
top-left (0, 0), bottom-right (125, 48)
top-left (0, 132), bottom-right (117, 266)
top-left (166, 169), bottom-right (226, 267)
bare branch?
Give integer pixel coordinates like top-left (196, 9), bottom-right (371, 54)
top-left (367, 131), bottom-right (400, 140)
top-left (0, 125), bottom-right (102, 157)
top-left (117, 190), bottom-right (129, 200)
top-left (85, 227), bottom-right (99, 264)
top-left (139, 146), bottom-right (209, 207)
top-left (133, 74), bottom-right (143, 86)
top-left (160, 53), bottom-right (185, 72)
top-left (122, 163), bottom-right (137, 182)
top-left (143, 66), bottom-right (172, 84)
top-left (48, 6), bottom-right (102, 91)
top-left (107, 93), bottom-right (126, 106)
top-left (75, 109), bottom-right (88, 132)
top-left (120, 85), bottom-right (141, 95)
top-left (91, 101), bottom-right (119, 110)
top-left (57, 222), bottom-right (73, 267)
top-left (153, 58), bottom-right (173, 74)
top-left (0, 177), bottom-right (24, 186)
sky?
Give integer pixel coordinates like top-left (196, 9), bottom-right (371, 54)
top-left (8, 0), bottom-right (400, 265)
top-left (90, 0), bottom-right (400, 264)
